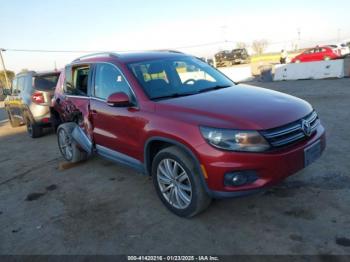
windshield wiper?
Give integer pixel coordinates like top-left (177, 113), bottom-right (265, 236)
top-left (151, 85), bottom-right (232, 100)
top-left (152, 92), bottom-right (197, 101)
top-left (197, 84), bottom-right (232, 94)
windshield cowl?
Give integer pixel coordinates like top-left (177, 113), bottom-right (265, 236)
top-left (152, 84), bottom-right (233, 101)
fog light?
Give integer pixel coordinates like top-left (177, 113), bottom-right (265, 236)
top-left (232, 174), bottom-right (248, 186)
top-left (224, 171), bottom-right (258, 187)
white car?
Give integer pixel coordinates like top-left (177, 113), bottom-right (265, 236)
top-left (329, 42), bottom-right (350, 56)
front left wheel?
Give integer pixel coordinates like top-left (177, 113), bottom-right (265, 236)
top-left (152, 146), bottom-right (212, 217)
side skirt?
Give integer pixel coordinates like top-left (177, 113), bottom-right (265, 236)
top-left (96, 145), bottom-right (146, 174)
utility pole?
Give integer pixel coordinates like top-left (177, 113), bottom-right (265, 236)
top-left (297, 28), bottom-right (301, 50)
top-left (0, 48), bottom-right (10, 89)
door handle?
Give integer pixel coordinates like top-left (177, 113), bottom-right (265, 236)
top-left (91, 109), bottom-right (97, 114)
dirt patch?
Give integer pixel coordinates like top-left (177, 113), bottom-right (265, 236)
top-left (264, 188), bottom-right (297, 198)
top-left (265, 173), bottom-right (350, 196)
top-left (336, 237), bottom-right (350, 247)
top-left (46, 184), bottom-right (58, 191)
top-left (0, 158), bottom-right (10, 164)
top-left (11, 228), bottom-right (21, 233)
top-left (308, 172), bottom-right (350, 190)
top-left (264, 180), bottom-right (306, 198)
top-left (283, 208), bottom-right (316, 220)
top-left (117, 177), bottom-right (125, 182)
top-left (289, 234), bottom-right (303, 242)
top-left (58, 161), bottom-right (85, 171)
top-left (25, 192), bottom-right (46, 201)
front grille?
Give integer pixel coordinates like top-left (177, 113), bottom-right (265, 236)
top-left (261, 111), bottom-right (320, 148)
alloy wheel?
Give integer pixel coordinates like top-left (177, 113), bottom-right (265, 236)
top-left (58, 129), bottom-right (73, 160)
top-left (157, 159), bottom-right (192, 209)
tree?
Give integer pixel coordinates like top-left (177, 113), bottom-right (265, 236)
top-left (236, 42), bottom-right (247, 49)
top-left (0, 70), bottom-right (15, 88)
top-left (252, 39), bottom-right (268, 55)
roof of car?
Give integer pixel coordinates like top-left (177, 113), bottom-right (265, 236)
top-left (16, 70), bottom-right (61, 77)
top-left (309, 45), bottom-right (332, 49)
top-left (74, 50), bottom-right (188, 64)
top-left (34, 70), bottom-right (61, 76)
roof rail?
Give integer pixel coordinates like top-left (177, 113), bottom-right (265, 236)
top-left (72, 52), bottom-right (118, 62)
top-left (153, 49), bottom-right (184, 54)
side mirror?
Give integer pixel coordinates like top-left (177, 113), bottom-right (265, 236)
top-left (107, 92), bottom-right (131, 107)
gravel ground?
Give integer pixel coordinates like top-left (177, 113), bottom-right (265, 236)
top-left (0, 78), bottom-right (349, 255)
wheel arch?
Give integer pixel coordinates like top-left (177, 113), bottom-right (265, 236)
top-left (144, 137), bottom-right (210, 194)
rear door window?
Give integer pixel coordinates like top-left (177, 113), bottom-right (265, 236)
top-left (74, 67), bottom-right (89, 96)
top-left (64, 65), bottom-right (91, 96)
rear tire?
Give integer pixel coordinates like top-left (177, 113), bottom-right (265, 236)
top-left (57, 122), bottom-right (88, 163)
top-left (152, 146), bottom-right (212, 217)
top-left (26, 118), bottom-right (42, 138)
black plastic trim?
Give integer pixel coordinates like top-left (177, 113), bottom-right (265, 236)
top-left (96, 144), bottom-right (145, 173)
top-left (209, 188), bottom-right (265, 199)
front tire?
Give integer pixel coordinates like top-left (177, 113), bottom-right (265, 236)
top-left (152, 146), bottom-right (211, 217)
top-left (57, 123), bottom-right (87, 163)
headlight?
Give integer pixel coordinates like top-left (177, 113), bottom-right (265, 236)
top-left (200, 127), bottom-right (270, 152)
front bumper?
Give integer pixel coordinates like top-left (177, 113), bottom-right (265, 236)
top-left (195, 124), bottom-right (326, 199)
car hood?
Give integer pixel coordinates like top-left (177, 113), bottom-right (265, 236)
top-left (156, 84), bottom-right (313, 130)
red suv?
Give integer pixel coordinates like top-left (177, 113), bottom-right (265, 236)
top-left (52, 51), bottom-right (326, 217)
top-left (291, 46), bottom-right (341, 63)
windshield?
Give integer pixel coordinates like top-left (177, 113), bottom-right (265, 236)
top-left (34, 73), bottom-right (60, 91)
top-left (233, 49), bottom-right (244, 54)
top-left (128, 57), bottom-right (234, 100)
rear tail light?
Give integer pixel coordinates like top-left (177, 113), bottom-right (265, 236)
top-left (31, 92), bottom-right (45, 104)
top-left (41, 117), bottom-right (50, 123)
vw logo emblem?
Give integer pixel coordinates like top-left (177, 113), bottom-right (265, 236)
top-left (301, 120), bottom-right (312, 137)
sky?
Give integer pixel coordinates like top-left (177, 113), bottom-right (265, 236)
top-left (1, 0), bottom-right (350, 72)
